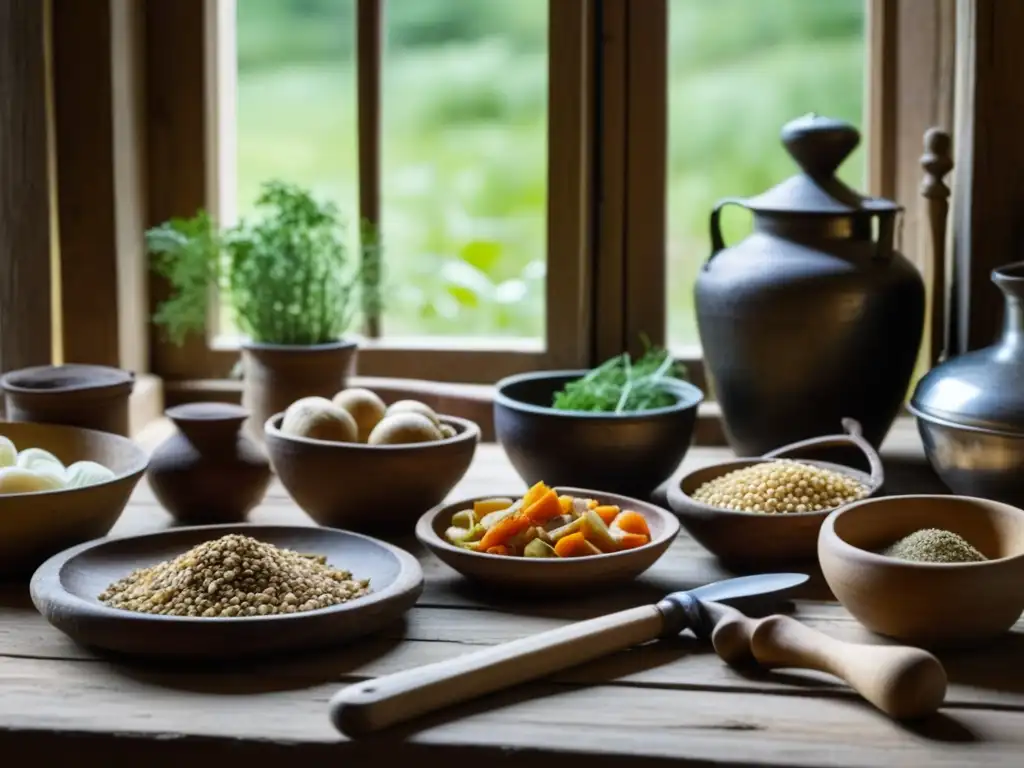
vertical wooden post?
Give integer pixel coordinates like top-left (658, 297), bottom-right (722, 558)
top-left (920, 129), bottom-right (953, 366)
top-left (951, 0), bottom-right (1024, 353)
top-left (356, 0), bottom-right (383, 339)
top-left (0, 0), bottom-right (53, 374)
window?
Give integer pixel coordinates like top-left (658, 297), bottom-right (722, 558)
top-left (148, 0), bottom-right (591, 383)
top-left (131, 0), bottom-right (955, 398)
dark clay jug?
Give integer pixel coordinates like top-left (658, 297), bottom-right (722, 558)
top-left (695, 114), bottom-right (925, 456)
top-left (147, 402), bottom-right (272, 524)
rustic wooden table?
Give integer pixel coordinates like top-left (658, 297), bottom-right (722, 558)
top-left (2, 420), bottom-right (1023, 767)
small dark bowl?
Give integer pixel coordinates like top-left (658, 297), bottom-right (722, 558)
top-left (493, 370), bottom-right (704, 499)
top-left (265, 413), bottom-right (480, 532)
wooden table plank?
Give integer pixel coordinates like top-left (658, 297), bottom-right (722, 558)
top-left (0, 654), bottom-right (1022, 767)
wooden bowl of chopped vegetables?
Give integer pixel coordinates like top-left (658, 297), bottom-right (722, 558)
top-left (819, 494), bottom-right (1024, 649)
top-left (494, 350), bottom-right (704, 501)
top-left (667, 419), bottom-right (884, 565)
top-left (416, 481), bottom-right (680, 592)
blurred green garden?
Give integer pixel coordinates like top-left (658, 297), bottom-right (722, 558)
top-left (233, 0), bottom-right (865, 344)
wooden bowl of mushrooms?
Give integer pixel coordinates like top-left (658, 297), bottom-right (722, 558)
top-left (264, 387), bottom-right (480, 532)
top-left (667, 419), bottom-right (884, 565)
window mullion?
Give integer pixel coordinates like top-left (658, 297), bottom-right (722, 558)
top-left (356, 0), bottom-right (383, 340)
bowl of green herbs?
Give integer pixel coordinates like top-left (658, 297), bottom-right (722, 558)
top-left (493, 349), bottom-right (704, 499)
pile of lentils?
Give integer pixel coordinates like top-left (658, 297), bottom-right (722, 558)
top-left (691, 459), bottom-right (869, 514)
top-left (882, 528), bottom-right (987, 564)
top-left (97, 534), bottom-right (371, 618)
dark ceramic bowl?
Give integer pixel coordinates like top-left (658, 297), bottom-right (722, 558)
top-left (493, 370), bottom-right (704, 499)
top-left (416, 488), bottom-right (680, 592)
top-left (265, 413), bottom-right (480, 532)
top-left (667, 419), bottom-right (884, 565)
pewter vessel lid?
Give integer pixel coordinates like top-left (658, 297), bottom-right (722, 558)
top-left (741, 114), bottom-right (901, 217)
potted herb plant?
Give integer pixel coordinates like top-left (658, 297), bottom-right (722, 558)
top-left (147, 180), bottom-right (380, 441)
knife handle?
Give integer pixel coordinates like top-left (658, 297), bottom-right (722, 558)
top-left (330, 604), bottom-right (665, 736)
top-left (750, 615), bottom-right (947, 720)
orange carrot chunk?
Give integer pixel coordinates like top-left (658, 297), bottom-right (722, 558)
top-left (485, 545), bottom-right (511, 556)
top-left (593, 505), bottom-right (620, 526)
top-left (554, 532), bottom-right (602, 558)
top-left (524, 489), bottom-right (563, 524)
top-left (478, 513), bottom-right (531, 551)
top-left (613, 531), bottom-right (649, 550)
top-left (611, 510), bottom-right (651, 538)
top-left (558, 495), bottom-right (574, 514)
top-left (521, 481), bottom-right (550, 509)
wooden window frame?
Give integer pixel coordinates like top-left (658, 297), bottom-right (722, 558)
top-left (18, 0), bottom-right (1019, 438)
top-left (144, 0), bottom-right (594, 385)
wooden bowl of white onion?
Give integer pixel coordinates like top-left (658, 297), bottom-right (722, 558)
top-left (0, 421), bottom-right (148, 576)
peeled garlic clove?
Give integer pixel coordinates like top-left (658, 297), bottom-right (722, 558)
top-left (16, 447), bottom-right (66, 477)
top-left (0, 436), bottom-right (16, 468)
top-left (0, 466), bottom-right (65, 494)
top-left (64, 460), bottom-right (116, 489)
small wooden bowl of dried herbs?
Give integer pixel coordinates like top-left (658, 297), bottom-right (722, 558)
top-left (819, 494), bottom-right (1024, 649)
top-left (493, 349), bottom-right (704, 500)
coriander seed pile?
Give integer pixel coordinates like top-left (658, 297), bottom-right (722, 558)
top-left (882, 528), bottom-right (987, 564)
top-left (98, 534), bottom-right (371, 618)
top-left (691, 459), bottom-right (869, 514)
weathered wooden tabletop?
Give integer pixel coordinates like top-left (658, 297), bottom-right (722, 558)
top-left (2, 420), bottom-right (1023, 767)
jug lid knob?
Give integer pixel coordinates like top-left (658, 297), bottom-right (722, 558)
top-left (782, 113), bottom-right (860, 180)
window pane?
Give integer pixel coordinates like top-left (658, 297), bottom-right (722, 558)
top-left (231, 0), bottom-right (360, 332)
top-left (381, 1), bottom-right (548, 339)
top-left (667, 0), bottom-right (867, 347)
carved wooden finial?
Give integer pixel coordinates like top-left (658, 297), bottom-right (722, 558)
top-left (921, 128), bottom-right (953, 200)
top-left (921, 128), bottom-right (954, 366)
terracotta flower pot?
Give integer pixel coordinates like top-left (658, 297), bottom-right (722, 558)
top-left (147, 402), bottom-right (272, 524)
top-left (241, 339), bottom-right (358, 442)
top-left (0, 364), bottom-right (134, 436)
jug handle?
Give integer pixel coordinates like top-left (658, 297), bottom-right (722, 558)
top-left (707, 198), bottom-right (747, 268)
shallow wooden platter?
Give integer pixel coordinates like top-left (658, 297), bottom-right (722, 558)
top-left (29, 524), bottom-right (424, 659)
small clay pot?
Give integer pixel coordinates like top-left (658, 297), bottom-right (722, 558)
top-left (0, 364), bottom-right (134, 436)
top-left (241, 339), bottom-right (358, 442)
top-left (147, 402), bottom-right (272, 524)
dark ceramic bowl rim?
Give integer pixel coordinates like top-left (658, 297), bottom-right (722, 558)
top-left (0, 422), bottom-right (148, 498)
top-left (30, 523), bottom-right (424, 624)
top-left (264, 412), bottom-right (481, 451)
top-left (907, 401), bottom-right (1024, 440)
top-left (668, 457), bottom-right (881, 520)
top-left (240, 338), bottom-right (358, 352)
top-left (494, 369), bottom-right (704, 420)
top-left (822, 494), bottom-right (1024, 569)
top-left (416, 488), bottom-right (680, 563)
top-left (1, 364), bottom-right (134, 394)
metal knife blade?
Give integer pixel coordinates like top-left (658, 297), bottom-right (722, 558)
top-left (685, 572), bottom-right (808, 604)
top-left (655, 572), bottom-right (808, 639)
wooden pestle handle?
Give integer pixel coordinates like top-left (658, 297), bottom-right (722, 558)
top-left (749, 615), bottom-right (947, 720)
top-left (329, 604), bottom-right (665, 736)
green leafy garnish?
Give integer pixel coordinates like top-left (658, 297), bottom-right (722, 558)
top-left (552, 347), bottom-right (689, 413)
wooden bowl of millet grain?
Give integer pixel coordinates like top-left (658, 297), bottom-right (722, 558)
top-left (667, 419), bottom-right (884, 566)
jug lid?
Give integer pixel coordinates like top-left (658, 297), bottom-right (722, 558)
top-left (742, 114), bottom-right (902, 216)
top-left (910, 262), bottom-right (1024, 436)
